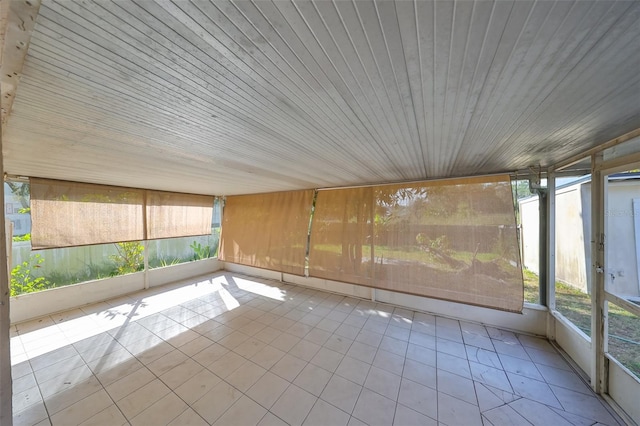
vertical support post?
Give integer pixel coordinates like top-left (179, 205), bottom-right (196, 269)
top-left (0, 111), bottom-right (13, 426)
top-left (538, 189), bottom-right (548, 306)
top-left (546, 172), bottom-right (556, 340)
top-left (142, 191), bottom-right (149, 289)
top-left (546, 172), bottom-right (556, 311)
top-left (591, 152), bottom-right (607, 393)
top-left (143, 241), bottom-right (149, 290)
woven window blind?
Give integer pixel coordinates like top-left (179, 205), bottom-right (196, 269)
top-left (308, 187), bottom-right (374, 286)
top-left (146, 191), bottom-right (213, 240)
top-left (31, 178), bottom-right (145, 249)
top-left (309, 175), bottom-right (524, 312)
top-left (219, 190), bottom-right (314, 276)
top-left (31, 178), bottom-right (214, 249)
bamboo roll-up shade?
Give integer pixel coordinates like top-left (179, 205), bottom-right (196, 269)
top-left (308, 187), bottom-right (374, 286)
top-left (219, 190), bottom-right (314, 275)
top-left (146, 191), bottom-right (214, 240)
top-left (374, 175), bottom-right (523, 312)
top-left (309, 175), bottom-right (523, 312)
top-left (31, 178), bottom-right (145, 249)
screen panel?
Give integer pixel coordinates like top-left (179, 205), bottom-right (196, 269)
top-left (308, 187), bottom-right (374, 286)
top-left (219, 190), bottom-right (314, 276)
top-left (146, 191), bottom-right (214, 240)
top-left (31, 178), bottom-right (144, 249)
top-left (309, 175), bottom-right (524, 312)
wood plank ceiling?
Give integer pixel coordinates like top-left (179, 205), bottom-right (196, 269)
top-left (3, 0), bottom-right (640, 195)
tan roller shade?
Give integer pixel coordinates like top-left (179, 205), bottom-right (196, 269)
top-left (309, 175), bottom-right (524, 312)
top-left (146, 191), bottom-right (214, 240)
top-left (308, 187), bottom-right (374, 286)
top-left (219, 190), bottom-right (314, 275)
top-left (31, 178), bottom-right (145, 249)
top-left (31, 179), bottom-right (215, 249)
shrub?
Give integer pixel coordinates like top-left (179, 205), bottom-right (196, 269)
top-left (11, 254), bottom-right (52, 296)
top-left (109, 242), bottom-right (144, 275)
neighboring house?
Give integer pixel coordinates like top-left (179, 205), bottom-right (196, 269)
top-left (4, 183), bottom-right (31, 237)
top-left (520, 173), bottom-right (640, 299)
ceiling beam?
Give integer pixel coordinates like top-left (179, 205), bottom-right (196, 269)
top-left (1, 0), bottom-right (40, 135)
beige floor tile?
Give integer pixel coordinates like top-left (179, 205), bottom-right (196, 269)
top-left (437, 369), bottom-right (477, 405)
top-left (436, 337), bottom-right (467, 358)
top-left (105, 366), bottom-right (155, 401)
top-left (483, 404), bottom-right (531, 426)
top-left (397, 378), bottom-right (437, 418)
top-left (12, 401), bottom-right (48, 426)
top-left (38, 365), bottom-right (95, 399)
top-left (12, 373), bottom-right (38, 394)
top-left (271, 384), bottom-right (317, 426)
top-left (207, 351), bottom-right (247, 378)
top-left (11, 273), bottom-right (626, 426)
top-left (270, 353), bottom-right (308, 382)
top-left (372, 349), bottom-right (405, 376)
top-left (78, 404), bottom-right (128, 426)
top-left (466, 345), bottom-right (502, 368)
top-left (364, 366), bottom-right (401, 401)
top-left (320, 374), bottom-right (362, 414)
top-left (116, 379), bottom-right (171, 419)
top-left (393, 404), bottom-right (437, 426)
top-left (293, 363), bottom-right (333, 396)
top-left (309, 347), bottom-right (344, 372)
top-left (258, 412), bottom-right (289, 426)
top-left (226, 360), bottom-right (267, 392)
top-left (550, 385), bottom-right (619, 425)
top-left (167, 408), bottom-right (208, 426)
top-left (214, 395), bottom-right (267, 426)
top-left (271, 332), bottom-right (301, 352)
top-left (244, 371), bottom-right (288, 409)
top-left (160, 358), bottom-right (204, 389)
top-left (234, 337), bottom-right (268, 358)
top-left (250, 345), bottom-right (286, 369)
top-left (352, 388), bottom-right (396, 426)
top-left (402, 359), bottom-right (436, 389)
top-left (30, 346), bottom-right (78, 372)
top-left (174, 368), bottom-right (222, 405)
top-left (335, 356), bottom-right (370, 385)
top-left (44, 376), bottom-right (104, 415)
top-left (289, 340), bottom-right (322, 362)
top-left (95, 356), bottom-right (145, 387)
top-left (438, 392), bottom-right (482, 426)
top-left (13, 385), bottom-right (43, 414)
top-left (507, 372), bottom-right (562, 408)
top-left (130, 392), bottom-right (188, 426)
top-left (191, 381), bottom-right (243, 424)
top-left (346, 341), bottom-right (376, 364)
top-left (508, 397), bottom-right (574, 426)
top-left (303, 399), bottom-right (350, 426)
top-left (147, 349), bottom-right (189, 376)
top-left (437, 351), bottom-right (471, 379)
top-left (355, 330), bottom-right (384, 348)
top-left (50, 390), bottom-right (113, 426)
top-left (323, 334), bottom-right (353, 354)
top-left (536, 363), bottom-right (592, 394)
top-left (191, 342), bottom-right (230, 367)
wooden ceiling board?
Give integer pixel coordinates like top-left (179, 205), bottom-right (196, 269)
top-left (2, 0), bottom-right (639, 195)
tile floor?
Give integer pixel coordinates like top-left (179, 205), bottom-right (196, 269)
top-left (10, 272), bottom-right (623, 426)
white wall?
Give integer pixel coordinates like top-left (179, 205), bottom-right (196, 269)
top-left (605, 182), bottom-right (640, 297)
top-left (519, 196), bottom-right (539, 274)
top-left (225, 263), bottom-right (548, 337)
top-left (521, 181), bottom-right (639, 297)
top-left (10, 258), bottom-right (222, 323)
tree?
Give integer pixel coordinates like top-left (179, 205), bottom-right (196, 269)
top-left (6, 182), bottom-right (30, 210)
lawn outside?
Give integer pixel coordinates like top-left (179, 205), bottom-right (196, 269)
top-left (523, 269), bottom-right (640, 378)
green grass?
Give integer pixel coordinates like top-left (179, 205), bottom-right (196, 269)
top-left (523, 269), bottom-right (640, 378)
